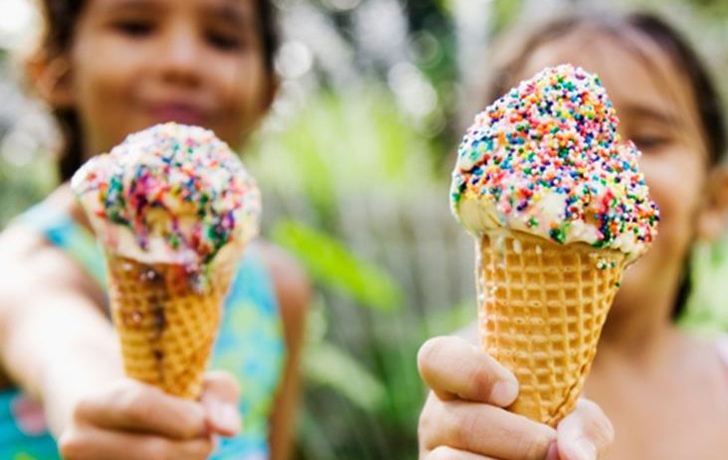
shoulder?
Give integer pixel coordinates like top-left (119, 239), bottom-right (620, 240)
top-left (256, 240), bottom-right (311, 346)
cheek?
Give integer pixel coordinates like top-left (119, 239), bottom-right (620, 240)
top-left (640, 152), bottom-right (703, 248)
top-left (210, 55), bottom-right (269, 142)
top-left (71, 38), bottom-right (145, 150)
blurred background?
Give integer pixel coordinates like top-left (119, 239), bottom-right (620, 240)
top-left (1, 0), bottom-right (728, 459)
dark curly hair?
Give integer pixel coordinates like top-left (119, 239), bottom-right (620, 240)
top-left (30, 0), bottom-right (279, 182)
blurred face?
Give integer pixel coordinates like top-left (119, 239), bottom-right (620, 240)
top-left (66, 0), bottom-right (272, 156)
top-left (515, 29), bottom-right (710, 313)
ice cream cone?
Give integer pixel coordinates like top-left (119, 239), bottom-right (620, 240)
top-left (105, 248), bottom-right (239, 399)
top-left (72, 123), bottom-right (262, 399)
top-left (476, 230), bottom-right (626, 426)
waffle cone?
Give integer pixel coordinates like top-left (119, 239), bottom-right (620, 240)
top-left (477, 230), bottom-right (625, 426)
top-left (105, 249), bottom-right (239, 399)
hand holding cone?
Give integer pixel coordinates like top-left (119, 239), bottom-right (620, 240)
top-left (73, 123), bottom-right (261, 399)
top-left (451, 65), bottom-right (659, 425)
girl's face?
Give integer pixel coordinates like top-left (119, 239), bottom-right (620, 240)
top-left (63, 0), bottom-right (272, 156)
top-left (515, 30), bottom-right (714, 314)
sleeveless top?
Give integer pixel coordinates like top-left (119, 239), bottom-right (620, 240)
top-left (0, 203), bottom-right (286, 460)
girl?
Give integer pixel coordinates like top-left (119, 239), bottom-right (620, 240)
top-left (0, 1), bottom-right (309, 459)
top-left (418, 10), bottom-right (728, 460)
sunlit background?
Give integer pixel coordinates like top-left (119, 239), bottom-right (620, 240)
top-left (2, 0), bottom-right (728, 459)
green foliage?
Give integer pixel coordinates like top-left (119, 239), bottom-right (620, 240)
top-left (249, 87), bottom-right (437, 208)
top-left (0, 156), bottom-right (56, 228)
top-left (272, 219), bottom-right (403, 313)
top-left (680, 237), bottom-right (728, 336)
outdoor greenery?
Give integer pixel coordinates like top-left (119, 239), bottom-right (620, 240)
top-left (1, 1), bottom-right (728, 460)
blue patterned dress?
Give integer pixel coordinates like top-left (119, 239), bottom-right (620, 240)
top-left (0, 204), bottom-right (285, 460)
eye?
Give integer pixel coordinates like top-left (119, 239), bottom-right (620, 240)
top-left (113, 19), bottom-right (155, 37)
top-left (632, 135), bottom-right (672, 153)
top-left (630, 132), bottom-right (673, 153)
top-left (206, 29), bottom-right (245, 52)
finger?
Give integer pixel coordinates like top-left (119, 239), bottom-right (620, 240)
top-left (76, 379), bottom-right (206, 439)
top-left (418, 336), bottom-right (518, 406)
top-left (425, 445), bottom-right (501, 460)
top-left (556, 399), bottom-right (614, 460)
top-left (419, 394), bottom-right (555, 460)
top-left (58, 425), bottom-right (213, 460)
top-left (201, 371), bottom-right (242, 437)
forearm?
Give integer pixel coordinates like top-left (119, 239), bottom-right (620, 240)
top-left (1, 293), bottom-right (123, 436)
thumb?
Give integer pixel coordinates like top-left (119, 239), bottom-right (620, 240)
top-left (201, 371), bottom-right (242, 437)
top-left (556, 399), bottom-right (615, 460)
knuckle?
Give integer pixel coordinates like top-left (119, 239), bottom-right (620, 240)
top-left (58, 429), bottom-right (85, 460)
top-left (191, 439), bottom-right (215, 460)
top-left (72, 397), bottom-right (93, 422)
top-left (511, 428), bottom-right (553, 460)
top-left (177, 405), bottom-right (205, 438)
top-left (122, 386), bottom-right (157, 424)
top-left (466, 363), bottom-right (494, 400)
top-left (452, 404), bottom-right (483, 449)
top-left (143, 438), bottom-right (171, 460)
top-left (418, 395), bottom-right (439, 448)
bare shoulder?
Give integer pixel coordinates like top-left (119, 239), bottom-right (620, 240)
top-left (255, 240), bottom-right (311, 345)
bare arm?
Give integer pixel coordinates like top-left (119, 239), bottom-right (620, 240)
top-left (263, 243), bottom-right (311, 460)
top-left (0, 225), bottom-right (242, 460)
top-left (0, 226), bottom-right (120, 435)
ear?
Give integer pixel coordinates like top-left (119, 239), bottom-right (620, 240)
top-left (25, 54), bottom-right (75, 109)
top-left (262, 73), bottom-right (280, 114)
top-left (697, 165), bottom-right (728, 241)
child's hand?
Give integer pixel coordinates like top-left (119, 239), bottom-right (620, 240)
top-left (58, 371), bottom-right (241, 460)
top-left (417, 336), bottom-right (614, 460)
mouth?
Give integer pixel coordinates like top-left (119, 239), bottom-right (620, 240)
top-left (147, 103), bottom-right (209, 126)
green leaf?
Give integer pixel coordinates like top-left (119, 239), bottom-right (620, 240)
top-left (272, 219), bottom-right (403, 313)
top-left (304, 341), bottom-right (386, 412)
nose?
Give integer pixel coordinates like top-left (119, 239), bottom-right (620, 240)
top-left (156, 21), bottom-right (204, 88)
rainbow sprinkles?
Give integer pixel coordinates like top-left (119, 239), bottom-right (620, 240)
top-left (72, 123), bottom-right (261, 274)
top-left (451, 64), bottom-right (659, 262)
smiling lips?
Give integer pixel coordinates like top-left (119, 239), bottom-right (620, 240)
top-left (148, 102), bottom-right (209, 126)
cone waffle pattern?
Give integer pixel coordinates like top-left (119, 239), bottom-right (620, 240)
top-left (106, 254), bottom-right (237, 399)
top-left (477, 231), bottom-right (625, 426)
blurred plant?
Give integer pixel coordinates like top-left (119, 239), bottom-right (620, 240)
top-left (247, 84), bottom-right (475, 460)
top-left (1, 1), bottom-right (728, 460)
top-left (680, 236), bottom-right (728, 336)
top-left (0, 156), bottom-right (55, 227)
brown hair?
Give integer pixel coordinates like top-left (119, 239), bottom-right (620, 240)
top-left (480, 11), bottom-right (726, 166)
top-left (31, 0), bottom-right (280, 182)
top-left (477, 10), bottom-right (727, 318)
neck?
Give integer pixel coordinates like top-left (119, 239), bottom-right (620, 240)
top-left (594, 278), bottom-right (682, 371)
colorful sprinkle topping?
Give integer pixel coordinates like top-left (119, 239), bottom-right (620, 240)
top-left (72, 123), bottom-right (261, 271)
top-left (451, 65), bottom-right (659, 260)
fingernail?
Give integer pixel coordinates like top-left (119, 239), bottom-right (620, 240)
top-left (219, 403), bottom-right (241, 433)
top-left (491, 380), bottom-right (518, 406)
top-left (209, 398), bottom-right (241, 434)
top-left (574, 438), bottom-right (597, 460)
